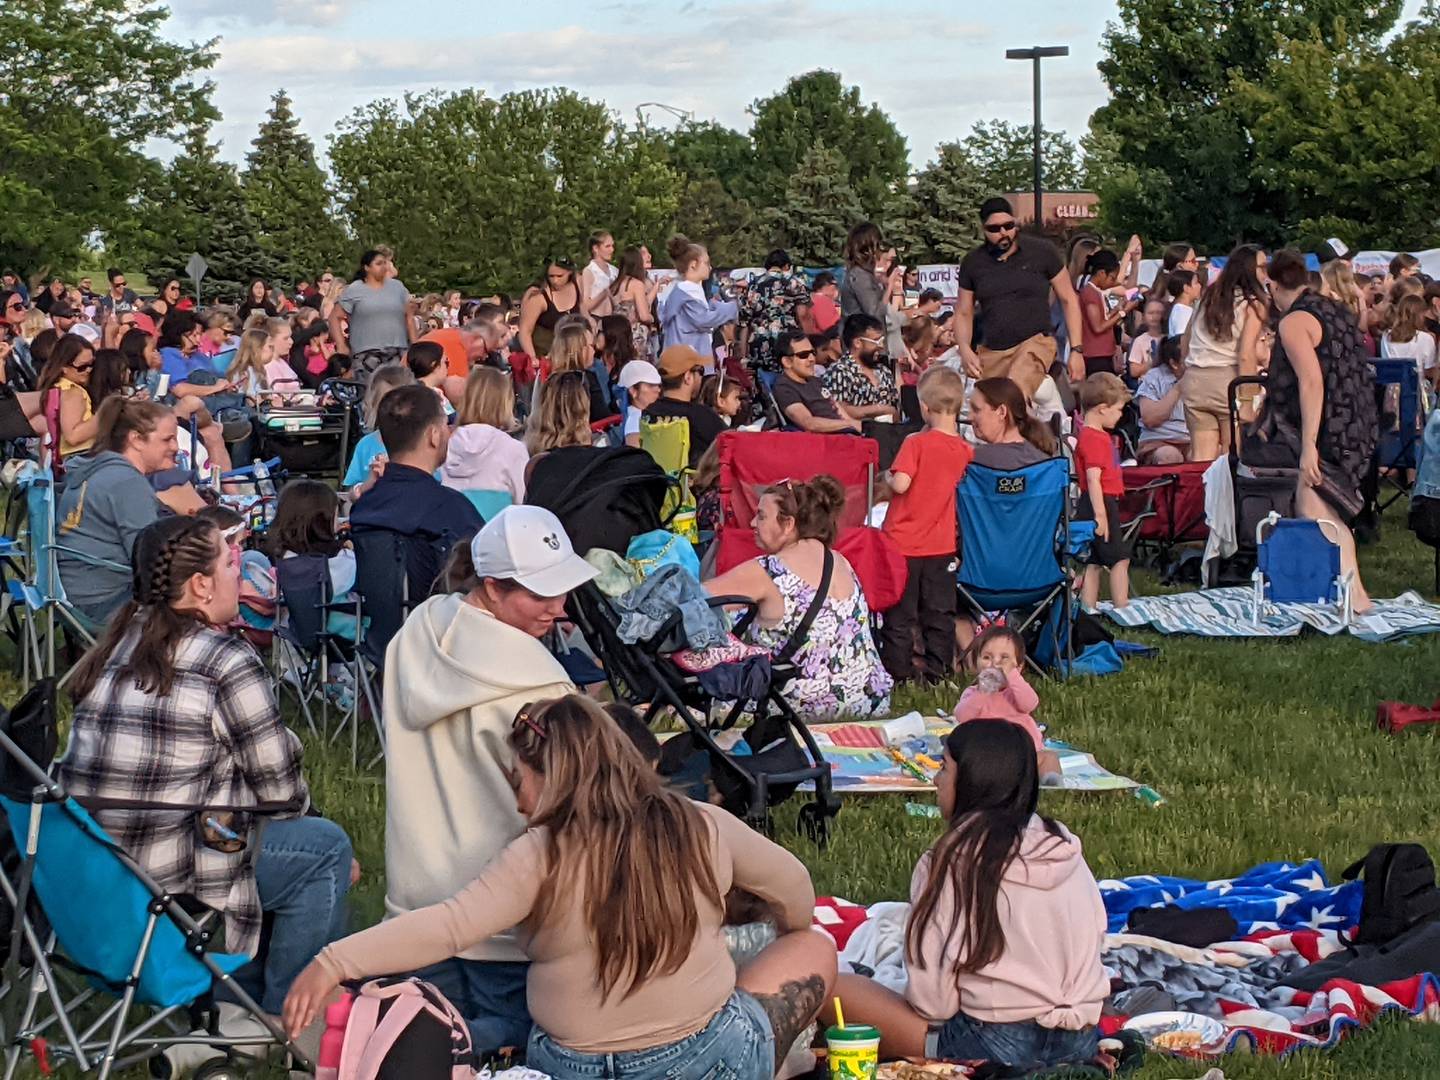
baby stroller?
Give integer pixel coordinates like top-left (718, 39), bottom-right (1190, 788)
top-left (254, 380), bottom-right (364, 480)
top-left (1207, 375), bottom-right (1297, 586)
top-left (527, 447), bottom-right (840, 840)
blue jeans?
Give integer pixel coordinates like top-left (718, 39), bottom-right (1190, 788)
top-left (526, 990), bottom-right (773, 1080)
top-left (413, 957), bottom-right (532, 1054)
top-left (228, 816), bottom-right (353, 1014)
top-left (926, 1012), bottom-right (1098, 1068)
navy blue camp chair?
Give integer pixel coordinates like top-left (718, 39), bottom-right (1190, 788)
top-left (956, 457), bottom-right (1073, 677)
top-left (1374, 358), bottom-right (1423, 512)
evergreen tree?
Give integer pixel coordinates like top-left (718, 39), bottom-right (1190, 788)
top-left (242, 90), bottom-right (349, 285)
top-left (672, 178), bottom-right (765, 268)
top-left (138, 130), bottom-right (269, 302)
top-left (882, 143), bottom-right (988, 263)
top-left (767, 143), bottom-right (864, 266)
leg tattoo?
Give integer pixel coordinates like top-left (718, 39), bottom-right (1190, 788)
top-left (751, 975), bottom-right (826, 1071)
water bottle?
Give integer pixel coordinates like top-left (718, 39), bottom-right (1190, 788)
top-left (315, 992), bottom-right (354, 1080)
top-left (252, 459), bottom-right (275, 524)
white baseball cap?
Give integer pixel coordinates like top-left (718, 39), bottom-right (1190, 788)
top-left (469, 505), bottom-right (597, 597)
top-left (68, 323), bottom-right (101, 345)
top-left (618, 359), bottom-right (661, 389)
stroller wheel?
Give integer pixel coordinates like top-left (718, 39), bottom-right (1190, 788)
top-left (193, 1062), bottom-right (245, 1080)
top-left (797, 803), bottom-right (830, 847)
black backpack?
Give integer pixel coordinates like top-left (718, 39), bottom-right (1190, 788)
top-left (1342, 843), bottom-right (1440, 946)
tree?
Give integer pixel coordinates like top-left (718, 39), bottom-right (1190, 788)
top-left (1091, 0), bottom-right (1406, 250)
top-left (242, 90), bottom-right (350, 285)
top-left (0, 0), bottom-right (217, 280)
top-left (672, 178), bottom-right (766, 268)
top-left (960, 121), bottom-right (1084, 195)
top-left (746, 71), bottom-right (908, 217)
top-left (660, 121), bottom-right (754, 192)
top-left (128, 130), bottom-right (269, 301)
top-left (329, 89), bottom-right (682, 293)
top-left (766, 143), bottom-right (864, 266)
top-left (882, 143), bottom-right (989, 263)
top-left (1232, 11), bottom-right (1440, 249)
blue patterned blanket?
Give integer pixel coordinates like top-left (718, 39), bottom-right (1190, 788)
top-left (1099, 859), bottom-right (1362, 935)
top-left (1103, 587), bottom-right (1440, 642)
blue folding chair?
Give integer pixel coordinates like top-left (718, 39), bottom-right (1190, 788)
top-left (7, 469), bottom-right (121, 690)
top-left (0, 687), bottom-right (310, 1079)
top-left (1374, 358), bottom-right (1424, 512)
top-left (956, 458), bottom-right (1074, 677)
top-left (1251, 511), bottom-right (1352, 624)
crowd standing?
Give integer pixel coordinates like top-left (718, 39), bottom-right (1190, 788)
top-left (1, 199), bottom-right (1435, 1078)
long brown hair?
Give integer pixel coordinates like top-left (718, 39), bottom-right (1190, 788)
top-left (70, 517), bottom-right (222, 701)
top-left (971, 377), bottom-right (1057, 456)
top-left (906, 720), bottom-right (1065, 980)
top-left (514, 695), bottom-right (722, 1000)
top-left (1198, 244), bottom-right (1268, 342)
top-left (1388, 294), bottom-right (1429, 345)
top-left (526, 369), bottom-right (591, 454)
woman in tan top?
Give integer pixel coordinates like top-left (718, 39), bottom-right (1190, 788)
top-left (283, 695), bottom-right (836, 1079)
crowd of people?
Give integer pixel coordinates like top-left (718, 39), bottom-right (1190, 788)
top-left (3, 198), bottom-right (1437, 1078)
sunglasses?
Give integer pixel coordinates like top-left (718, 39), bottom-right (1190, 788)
top-left (983, 221), bottom-right (1018, 234)
top-left (789, 347), bottom-right (815, 358)
top-left (113, 281), bottom-right (127, 288)
top-left (513, 702), bottom-right (546, 741)
top-left (4, 302), bottom-right (22, 312)
top-left (70, 362), bottom-right (93, 373)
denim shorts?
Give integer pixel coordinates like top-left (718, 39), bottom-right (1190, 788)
top-left (526, 990), bottom-right (774, 1080)
top-left (926, 1012), bottom-right (1098, 1068)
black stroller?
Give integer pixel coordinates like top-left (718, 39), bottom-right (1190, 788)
top-left (1207, 374), bottom-right (1298, 586)
top-left (527, 446), bottom-right (841, 840)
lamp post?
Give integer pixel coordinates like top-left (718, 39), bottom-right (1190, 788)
top-left (1005, 45), bottom-right (1069, 229)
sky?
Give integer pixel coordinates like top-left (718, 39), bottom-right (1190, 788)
top-left (164, 0), bottom-right (1429, 170)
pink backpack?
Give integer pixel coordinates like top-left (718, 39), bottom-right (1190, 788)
top-left (317, 977), bottom-right (475, 1080)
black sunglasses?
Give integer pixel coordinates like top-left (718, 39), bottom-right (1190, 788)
top-left (789, 347), bottom-right (815, 358)
top-left (983, 221), bottom-right (1018, 234)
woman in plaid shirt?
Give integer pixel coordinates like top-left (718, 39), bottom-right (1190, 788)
top-left (61, 514), bottom-right (354, 1016)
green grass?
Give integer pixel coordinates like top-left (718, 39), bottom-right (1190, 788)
top-left (15, 528), bottom-right (1440, 1075)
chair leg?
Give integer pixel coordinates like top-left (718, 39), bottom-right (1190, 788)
top-left (95, 913), bottom-right (160, 1080)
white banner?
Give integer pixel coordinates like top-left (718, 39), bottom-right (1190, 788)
top-left (1352, 250), bottom-right (1440, 278)
top-left (917, 264), bottom-right (959, 302)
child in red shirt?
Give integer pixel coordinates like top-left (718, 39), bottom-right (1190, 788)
top-left (1074, 372), bottom-right (1131, 608)
top-left (880, 366), bottom-right (974, 682)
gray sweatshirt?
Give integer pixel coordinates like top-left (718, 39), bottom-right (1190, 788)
top-left (55, 452), bottom-right (160, 621)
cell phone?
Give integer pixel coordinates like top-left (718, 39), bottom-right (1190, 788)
top-left (155, 373), bottom-right (170, 397)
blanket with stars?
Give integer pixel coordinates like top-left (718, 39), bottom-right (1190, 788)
top-left (1099, 859), bottom-right (1361, 935)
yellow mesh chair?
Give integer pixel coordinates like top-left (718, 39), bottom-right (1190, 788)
top-left (639, 417), bottom-right (697, 542)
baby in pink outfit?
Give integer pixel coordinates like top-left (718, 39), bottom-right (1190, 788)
top-left (955, 626), bottom-right (1062, 781)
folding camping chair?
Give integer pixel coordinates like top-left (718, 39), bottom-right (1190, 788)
top-left (955, 458), bottom-right (1074, 678)
top-left (1250, 511), bottom-right (1353, 624)
top-left (639, 417), bottom-right (696, 540)
top-left (1373, 358), bottom-right (1424, 513)
top-left (1120, 462), bottom-right (1210, 568)
top-left (272, 555), bottom-right (382, 766)
top-left (712, 430), bottom-right (877, 574)
top-left (0, 682), bottom-right (311, 1080)
top-left (7, 469), bottom-right (119, 690)
top-left (349, 526), bottom-right (419, 666)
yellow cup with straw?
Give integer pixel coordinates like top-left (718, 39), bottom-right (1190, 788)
top-left (827, 996), bottom-right (880, 1080)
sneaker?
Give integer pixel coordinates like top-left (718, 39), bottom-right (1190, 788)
top-left (221, 418), bottom-right (253, 443)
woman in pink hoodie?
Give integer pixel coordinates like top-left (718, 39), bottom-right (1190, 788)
top-left (441, 367), bottom-right (529, 504)
top-left (824, 721), bottom-right (1107, 1067)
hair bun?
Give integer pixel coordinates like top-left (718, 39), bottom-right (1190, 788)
top-left (666, 234), bottom-right (692, 263)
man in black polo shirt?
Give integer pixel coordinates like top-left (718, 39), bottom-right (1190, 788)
top-left (351, 384), bottom-right (483, 595)
top-left (953, 196), bottom-right (1083, 400)
top-left (643, 344), bottom-right (728, 467)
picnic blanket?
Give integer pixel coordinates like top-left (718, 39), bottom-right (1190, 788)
top-left (1101, 587), bottom-right (1440, 641)
top-left (802, 714), bottom-right (1140, 794)
top-left (1100, 859), bottom-right (1362, 935)
top-left (814, 898), bottom-right (1440, 1060)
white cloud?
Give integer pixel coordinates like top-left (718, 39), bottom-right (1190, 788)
top-left (183, 0), bottom-right (356, 28)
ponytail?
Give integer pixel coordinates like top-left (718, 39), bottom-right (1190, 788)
top-left (94, 397), bottom-right (170, 453)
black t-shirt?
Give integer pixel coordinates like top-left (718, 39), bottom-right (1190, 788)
top-left (773, 374), bottom-right (843, 424)
top-left (643, 396), bottom-right (726, 467)
top-left (957, 237), bottom-right (1065, 351)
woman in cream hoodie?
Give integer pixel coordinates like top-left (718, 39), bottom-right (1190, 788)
top-left (824, 720), bottom-right (1107, 1068)
top-left (381, 505), bottom-right (595, 1052)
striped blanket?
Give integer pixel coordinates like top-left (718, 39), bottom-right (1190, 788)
top-left (1103, 587), bottom-right (1440, 642)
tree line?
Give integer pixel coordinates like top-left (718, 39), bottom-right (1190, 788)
top-left (3, 0), bottom-right (1437, 298)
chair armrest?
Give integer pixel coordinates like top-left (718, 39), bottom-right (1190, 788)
top-left (48, 544), bottom-right (128, 574)
top-left (707, 594), bottom-right (760, 636)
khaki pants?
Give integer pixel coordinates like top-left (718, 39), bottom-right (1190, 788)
top-left (977, 333), bottom-right (1058, 399)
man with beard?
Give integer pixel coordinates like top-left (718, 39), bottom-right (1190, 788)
top-left (953, 197), bottom-right (1082, 401)
top-left (822, 313), bottom-right (900, 421)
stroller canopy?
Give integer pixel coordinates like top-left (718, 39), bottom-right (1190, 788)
top-left (526, 446), bottom-right (669, 556)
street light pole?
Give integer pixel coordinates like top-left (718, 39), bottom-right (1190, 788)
top-left (1005, 45), bottom-right (1069, 229)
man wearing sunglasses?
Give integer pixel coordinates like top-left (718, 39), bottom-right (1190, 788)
top-left (773, 329), bottom-right (862, 434)
top-left (97, 267), bottom-right (138, 318)
top-left (953, 197), bottom-right (1083, 402)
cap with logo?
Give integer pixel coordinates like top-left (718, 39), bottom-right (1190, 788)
top-left (469, 505), bottom-right (597, 598)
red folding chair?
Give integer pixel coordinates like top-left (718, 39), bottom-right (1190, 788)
top-left (1121, 461), bottom-right (1210, 565)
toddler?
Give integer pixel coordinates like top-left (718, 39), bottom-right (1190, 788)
top-left (1074, 372), bottom-right (1131, 608)
top-left (955, 626), bottom-right (1061, 781)
top-left (699, 372), bottom-right (743, 426)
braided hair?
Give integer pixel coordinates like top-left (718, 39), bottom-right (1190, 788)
top-left (70, 517), bottom-right (223, 701)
